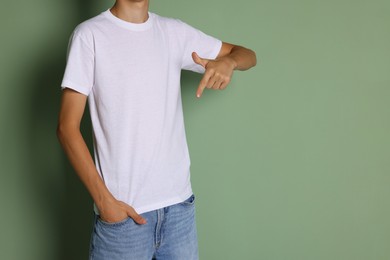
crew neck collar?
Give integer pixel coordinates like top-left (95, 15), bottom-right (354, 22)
top-left (103, 9), bottom-right (154, 31)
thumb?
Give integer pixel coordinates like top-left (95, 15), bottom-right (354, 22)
top-left (127, 207), bottom-right (147, 225)
top-left (192, 52), bottom-right (209, 68)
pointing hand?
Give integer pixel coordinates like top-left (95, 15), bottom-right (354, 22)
top-left (192, 52), bottom-right (236, 98)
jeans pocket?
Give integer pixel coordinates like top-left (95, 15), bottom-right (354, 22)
top-left (97, 216), bottom-right (131, 227)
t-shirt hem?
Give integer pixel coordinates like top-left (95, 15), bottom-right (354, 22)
top-left (211, 40), bottom-right (223, 60)
top-left (136, 190), bottom-right (194, 214)
top-left (61, 79), bottom-right (91, 96)
top-left (93, 189), bottom-right (194, 215)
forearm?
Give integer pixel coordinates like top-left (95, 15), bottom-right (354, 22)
top-left (57, 126), bottom-right (114, 209)
top-left (226, 45), bottom-right (257, 71)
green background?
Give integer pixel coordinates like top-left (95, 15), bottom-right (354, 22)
top-left (1, 0), bottom-right (389, 259)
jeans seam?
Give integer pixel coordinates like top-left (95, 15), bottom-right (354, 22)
top-left (155, 208), bottom-right (164, 249)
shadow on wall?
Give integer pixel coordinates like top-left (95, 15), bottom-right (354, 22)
top-left (25, 2), bottom-right (202, 259)
top-left (26, 1), bottom-right (96, 259)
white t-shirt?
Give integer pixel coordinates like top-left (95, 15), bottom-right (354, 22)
top-left (61, 9), bottom-right (222, 214)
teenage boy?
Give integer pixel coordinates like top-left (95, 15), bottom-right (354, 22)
top-left (57, 0), bottom-right (256, 259)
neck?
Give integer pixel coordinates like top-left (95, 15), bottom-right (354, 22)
top-left (110, 0), bottom-right (149, 23)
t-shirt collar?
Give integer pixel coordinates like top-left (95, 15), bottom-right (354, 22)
top-left (103, 9), bottom-right (154, 31)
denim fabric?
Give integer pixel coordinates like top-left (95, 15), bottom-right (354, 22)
top-left (89, 195), bottom-right (198, 260)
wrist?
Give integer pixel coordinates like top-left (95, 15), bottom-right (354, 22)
top-left (95, 191), bottom-right (115, 211)
top-left (223, 56), bottom-right (238, 70)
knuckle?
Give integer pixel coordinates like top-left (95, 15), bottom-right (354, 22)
top-left (208, 68), bottom-right (215, 74)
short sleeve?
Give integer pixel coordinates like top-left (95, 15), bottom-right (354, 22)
top-left (61, 28), bottom-right (95, 96)
top-left (180, 21), bottom-right (222, 73)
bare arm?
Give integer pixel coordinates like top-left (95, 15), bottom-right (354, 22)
top-left (192, 42), bottom-right (257, 98)
top-left (216, 42), bottom-right (257, 70)
top-left (56, 88), bottom-right (146, 224)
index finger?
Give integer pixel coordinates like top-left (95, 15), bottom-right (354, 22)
top-left (196, 85), bottom-right (205, 98)
top-left (196, 72), bottom-right (212, 98)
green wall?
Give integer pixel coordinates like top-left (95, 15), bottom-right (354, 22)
top-left (1, 0), bottom-right (389, 259)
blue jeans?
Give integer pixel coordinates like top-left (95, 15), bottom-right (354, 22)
top-left (89, 195), bottom-right (198, 260)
